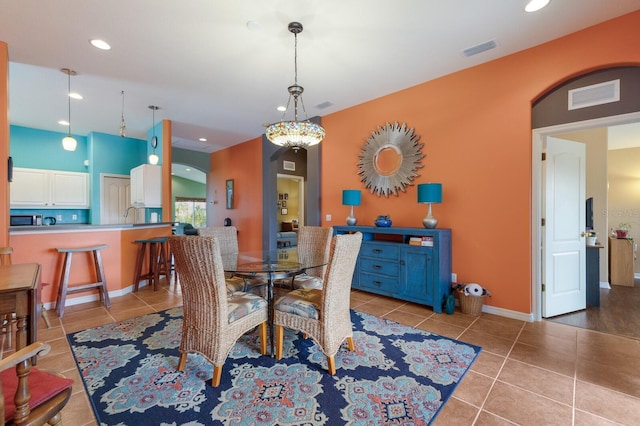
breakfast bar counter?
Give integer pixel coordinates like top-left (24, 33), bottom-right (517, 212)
top-left (8, 223), bottom-right (172, 310)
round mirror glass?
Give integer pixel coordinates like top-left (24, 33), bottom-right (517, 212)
top-left (373, 145), bottom-right (403, 177)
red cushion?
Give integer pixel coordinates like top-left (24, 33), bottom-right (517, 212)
top-left (1, 367), bottom-right (73, 422)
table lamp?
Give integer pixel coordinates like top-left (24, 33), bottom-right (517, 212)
top-left (342, 189), bottom-right (361, 226)
top-left (417, 183), bottom-right (442, 228)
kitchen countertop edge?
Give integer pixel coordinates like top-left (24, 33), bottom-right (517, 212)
top-left (9, 222), bottom-right (173, 234)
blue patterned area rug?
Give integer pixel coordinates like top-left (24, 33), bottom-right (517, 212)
top-left (67, 308), bottom-right (481, 425)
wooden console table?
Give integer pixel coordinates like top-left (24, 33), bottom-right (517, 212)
top-left (334, 226), bottom-right (452, 313)
top-left (0, 263), bottom-right (40, 356)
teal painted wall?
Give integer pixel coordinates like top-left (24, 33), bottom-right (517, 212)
top-left (87, 131), bottom-right (147, 223)
top-left (10, 125), bottom-right (88, 171)
top-left (171, 175), bottom-right (206, 220)
top-left (9, 125), bottom-right (150, 224)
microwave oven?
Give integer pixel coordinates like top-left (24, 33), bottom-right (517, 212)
top-left (10, 214), bottom-right (42, 226)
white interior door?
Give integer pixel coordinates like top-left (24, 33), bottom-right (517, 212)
top-left (543, 137), bottom-right (586, 317)
top-left (101, 175), bottom-right (134, 224)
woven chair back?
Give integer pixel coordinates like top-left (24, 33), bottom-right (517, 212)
top-left (196, 226), bottom-right (239, 255)
top-left (297, 226), bottom-right (333, 278)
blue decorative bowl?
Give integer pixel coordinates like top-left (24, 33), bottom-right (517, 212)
top-left (374, 219), bottom-right (392, 227)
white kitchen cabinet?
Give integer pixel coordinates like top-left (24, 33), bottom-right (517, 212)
top-left (10, 167), bottom-right (90, 208)
top-left (130, 164), bottom-right (162, 207)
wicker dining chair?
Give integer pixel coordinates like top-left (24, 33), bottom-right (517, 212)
top-left (196, 226), bottom-right (262, 293)
top-left (274, 226), bottom-right (333, 291)
top-left (274, 232), bottom-right (363, 375)
top-left (170, 235), bottom-right (268, 387)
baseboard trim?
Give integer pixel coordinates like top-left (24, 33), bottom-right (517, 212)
top-left (44, 284), bottom-right (138, 310)
top-left (481, 304), bottom-right (534, 322)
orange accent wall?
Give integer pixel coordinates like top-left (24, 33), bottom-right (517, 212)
top-left (209, 137), bottom-right (263, 252)
top-left (161, 119), bottom-right (172, 222)
top-left (0, 41), bottom-right (8, 247)
top-left (210, 11), bottom-right (640, 315)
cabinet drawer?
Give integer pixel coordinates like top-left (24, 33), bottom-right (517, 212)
top-left (360, 243), bottom-right (400, 260)
top-left (359, 271), bottom-right (399, 292)
top-left (360, 257), bottom-right (399, 276)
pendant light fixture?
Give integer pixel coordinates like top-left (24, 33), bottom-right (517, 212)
top-left (265, 22), bottom-right (325, 151)
top-left (61, 68), bottom-right (78, 151)
top-left (148, 105), bottom-right (160, 165)
top-left (119, 90), bottom-right (127, 137)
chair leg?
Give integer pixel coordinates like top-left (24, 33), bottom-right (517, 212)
top-left (259, 322), bottom-right (267, 355)
top-left (327, 356), bottom-right (336, 375)
top-left (347, 336), bottom-right (355, 351)
top-left (275, 325), bottom-right (284, 359)
top-left (211, 365), bottom-right (222, 387)
top-left (177, 353), bottom-right (187, 371)
top-left (41, 305), bottom-right (52, 329)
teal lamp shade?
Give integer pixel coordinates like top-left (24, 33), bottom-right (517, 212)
top-left (417, 183), bottom-right (442, 228)
top-left (417, 183), bottom-right (442, 204)
top-left (342, 190), bottom-right (361, 206)
top-left (342, 189), bottom-right (361, 225)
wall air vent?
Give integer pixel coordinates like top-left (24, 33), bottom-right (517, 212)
top-left (462, 39), bottom-right (497, 57)
top-left (568, 79), bottom-right (620, 110)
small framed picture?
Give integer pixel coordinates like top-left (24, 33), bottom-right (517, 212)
top-left (284, 193), bottom-right (289, 200)
top-left (226, 179), bottom-right (234, 209)
top-left (279, 193), bottom-right (284, 200)
top-left (281, 208), bottom-right (288, 215)
top-left (281, 200), bottom-right (287, 208)
top-left (283, 160), bottom-right (295, 171)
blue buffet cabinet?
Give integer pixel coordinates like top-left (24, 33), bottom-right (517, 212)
top-left (333, 226), bottom-right (452, 313)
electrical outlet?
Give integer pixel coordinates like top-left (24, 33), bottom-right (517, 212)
top-left (451, 273), bottom-right (457, 283)
top-left (56, 214), bottom-right (62, 221)
top-left (326, 214), bottom-right (332, 222)
top-left (72, 214), bottom-right (77, 221)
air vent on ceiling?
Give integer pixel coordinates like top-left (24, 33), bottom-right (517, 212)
top-left (568, 79), bottom-right (620, 110)
top-left (462, 39), bottom-right (497, 57)
top-left (315, 101), bottom-right (334, 110)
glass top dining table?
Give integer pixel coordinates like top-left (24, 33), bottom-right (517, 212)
top-left (221, 249), bottom-right (327, 355)
top-left (221, 249), bottom-right (326, 279)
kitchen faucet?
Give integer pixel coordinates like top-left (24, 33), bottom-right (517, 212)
top-left (123, 206), bottom-right (137, 222)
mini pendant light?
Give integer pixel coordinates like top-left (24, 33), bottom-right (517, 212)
top-left (119, 90), bottom-right (127, 137)
top-left (148, 105), bottom-right (160, 165)
top-left (61, 68), bottom-right (78, 151)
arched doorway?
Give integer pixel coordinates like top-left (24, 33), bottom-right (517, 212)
top-left (531, 66), bottom-right (640, 338)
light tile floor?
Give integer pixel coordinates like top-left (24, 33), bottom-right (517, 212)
top-left (9, 279), bottom-right (640, 426)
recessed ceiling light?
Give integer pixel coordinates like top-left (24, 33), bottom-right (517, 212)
top-left (58, 120), bottom-right (70, 126)
top-left (69, 92), bottom-right (83, 100)
top-left (277, 106), bottom-right (287, 112)
top-left (199, 137), bottom-right (207, 142)
top-left (90, 39), bottom-right (111, 50)
top-left (525, 0), bottom-right (550, 12)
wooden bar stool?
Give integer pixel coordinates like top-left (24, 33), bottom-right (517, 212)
top-left (133, 237), bottom-right (170, 292)
top-left (55, 244), bottom-right (110, 318)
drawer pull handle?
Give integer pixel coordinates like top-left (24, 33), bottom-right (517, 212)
top-left (373, 249), bottom-right (382, 254)
top-left (373, 265), bottom-right (382, 270)
top-left (373, 281), bottom-right (382, 286)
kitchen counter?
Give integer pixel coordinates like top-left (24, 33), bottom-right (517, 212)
top-left (9, 223), bottom-right (173, 310)
top-left (9, 222), bottom-right (174, 234)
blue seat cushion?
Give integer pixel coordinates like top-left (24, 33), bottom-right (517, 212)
top-left (274, 288), bottom-right (321, 319)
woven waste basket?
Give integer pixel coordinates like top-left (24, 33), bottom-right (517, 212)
top-left (458, 288), bottom-right (484, 316)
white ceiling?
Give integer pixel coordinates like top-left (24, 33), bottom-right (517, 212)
top-left (1, 0), bottom-right (639, 160)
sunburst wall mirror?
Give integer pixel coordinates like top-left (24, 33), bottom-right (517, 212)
top-left (357, 122), bottom-right (424, 197)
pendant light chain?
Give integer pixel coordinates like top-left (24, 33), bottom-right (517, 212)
top-left (119, 90), bottom-right (127, 137)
